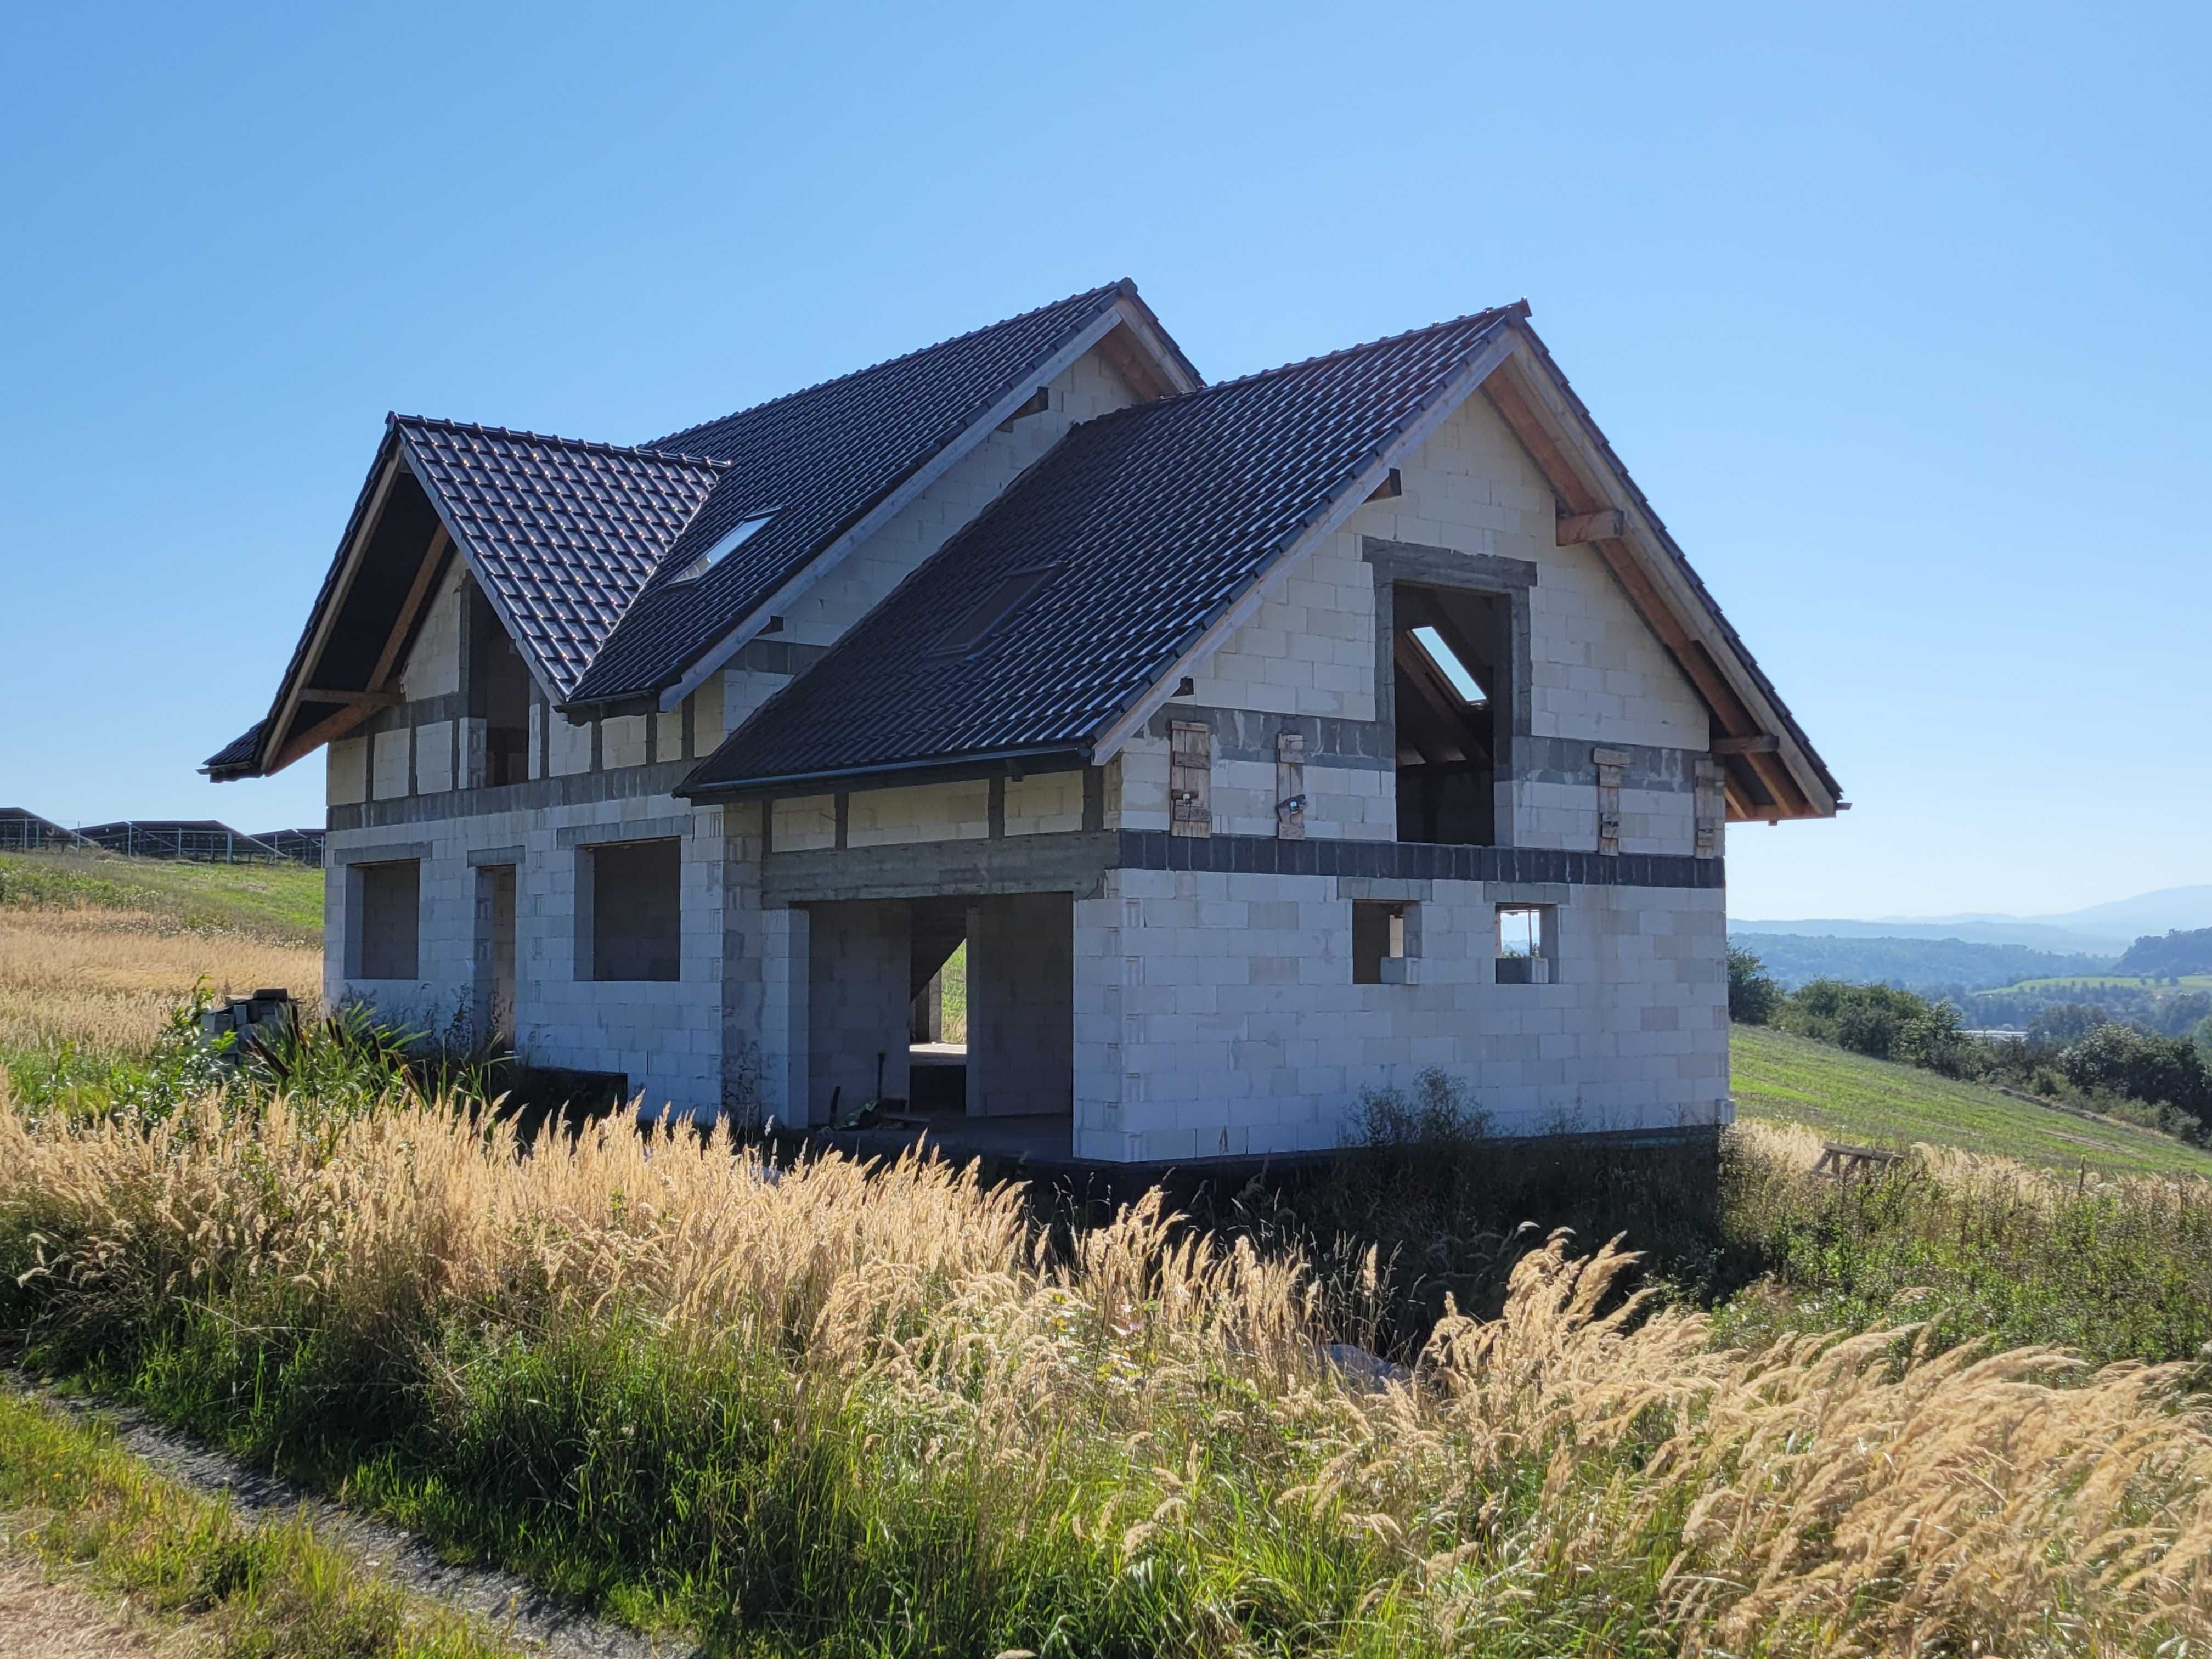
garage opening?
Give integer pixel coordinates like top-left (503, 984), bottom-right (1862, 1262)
top-left (1392, 583), bottom-right (1510, 845)
top-left (805, 893), bottom-right (1071, 1158)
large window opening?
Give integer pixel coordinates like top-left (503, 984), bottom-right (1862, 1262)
top-left (1392, 584), bottom-right (1509, 845)
top-left (585, 839), bottom-right (681, 981)
top-left (355, 860), bottom-right (420, 980)
top-left (468, 584), bottom-right (533, 787)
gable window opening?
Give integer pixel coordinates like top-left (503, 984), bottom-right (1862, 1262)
top-left (672, 512), bottom-right (776, 584)
top-left (1352, 900), bottom-right (1420, 985)
top-left (1393, 583), bottom-right (1509, 848)
top-left (468, 584), bottom-right (533, 787)
top-left (1495, 904), bottom-right (1556, 985)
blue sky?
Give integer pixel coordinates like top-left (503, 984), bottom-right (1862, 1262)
top-left (2, 3), bottom-right (2203, 919)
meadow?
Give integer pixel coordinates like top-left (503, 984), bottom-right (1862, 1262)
top-left (7, 851), bottom-right (2212, 1656)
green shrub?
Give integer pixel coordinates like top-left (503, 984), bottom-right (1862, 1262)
top-left (1726, 945), bottom-right (1780, 1025)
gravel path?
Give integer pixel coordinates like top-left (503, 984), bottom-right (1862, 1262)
top-left (10, 1376), bottom-right (696, 1658)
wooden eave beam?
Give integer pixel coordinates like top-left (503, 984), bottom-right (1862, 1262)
top-left (268, 702), bottom-right (376, 774)
top-left (1711, 733), bottom-right (1780, 755)
top-left (1480, 360), bottom-right (1821, 818)
top-left (1556, 509), bottom-right (1625, 545)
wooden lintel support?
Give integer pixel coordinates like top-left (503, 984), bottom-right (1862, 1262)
top-left (301, 687), bottom-right (403, 709)
top-left (1711, 733), bottom-right (1779, 755)
top-left (1556, 508), bottom-right (1626, 544)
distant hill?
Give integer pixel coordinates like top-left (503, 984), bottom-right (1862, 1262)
top-left (1729, 932), bottom-right (2114, 994)
top-left (2114, 927), bottom-right (2212, 977)
top-left (1739, 885), bottom-right (2212, 955)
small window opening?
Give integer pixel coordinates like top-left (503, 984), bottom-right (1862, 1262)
top-left (356, 860), bottom-right (420, 981)
top-left (1352, 900), bottom-right (1419, 985)
top-left (586, 839), bottom-right (681, 981)
top-left (1495, 904), bottom-right (1557, 984)
top-left (936, 566), bottom-right (1057, 656)
top-left (670, 512), bottom-right (775, 583)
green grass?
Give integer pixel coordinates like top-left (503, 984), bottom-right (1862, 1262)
top-left (1974, 973), bottom-right (2212, 994)
top-left (0, 1384), bottom-right (525, 1658)
top-left (0, 850), bottom-right (323, 945)
top-left (1730, 1022), bottom-right (2212, 1177)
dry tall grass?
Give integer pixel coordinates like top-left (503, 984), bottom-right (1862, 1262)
top-left (4, 1088), bottom-right (2208, 1656)
top-left (0, 907), bottom-right (319, 1058)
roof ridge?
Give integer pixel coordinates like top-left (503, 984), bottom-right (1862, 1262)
top-left (1079, 302), bottom-right (1527, 427)
top-left (646, 280), bottom-right (1130, 449)
top-left (390, 413), bottom-right (733, 470)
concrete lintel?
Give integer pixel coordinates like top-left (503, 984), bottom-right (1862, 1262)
top-left (466, 844), bottom-right (525, 867)
top-left (764, 830), bottom-right (1116, 907)
top-left (329, 839), bottom-right (432, 867)
top-left (1335, 876), bottom-right (1434, 902)
top-left (556, 814), bottom-right (693, 850)
top-left (1486, 881), bottom-right (1572, 906)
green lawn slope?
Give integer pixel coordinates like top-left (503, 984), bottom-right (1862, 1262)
top-left (0, 849), bottom-right (323, 945)
top-left (1730, 1022), bottom-right (2212, 1177)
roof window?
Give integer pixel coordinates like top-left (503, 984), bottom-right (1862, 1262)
top-left (670, 512), bottom-right (775, 583)
top-left (935, 566), bottom-right (1057, 656)
top-left (1409, 624), bottom-right (1488, 704)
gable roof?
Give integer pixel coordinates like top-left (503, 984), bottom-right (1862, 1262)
top-left (680, 307), bottom-right (1523, 795)
top-left (204, 421), bottom-right (729, 777)
top-left (682, 304), bottom-right (1844, 820)
top-left (393, 418), bottom-right (730, 698)
top-left (567, 279), bottom-right (1196, 704)
top-left (208, 282), bottom-right (1196, 777)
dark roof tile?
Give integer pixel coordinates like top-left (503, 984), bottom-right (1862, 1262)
top-left (683, 309), bottom-right (1517, 792)
top-left (567, 282), bottom-right (1142, 702)
top-left (391, 419), bottom-right (730, 699)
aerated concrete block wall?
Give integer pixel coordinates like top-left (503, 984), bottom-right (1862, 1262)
top-left (1071, 866), bottom-right (1728, 1163)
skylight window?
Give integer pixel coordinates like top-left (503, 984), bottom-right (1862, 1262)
top-left (936, 566), bottom-right (1057, 655)
top-left (670, 511), bottom-right (775, 583)
top-left (1410, 624), bottom-right (1488, 704)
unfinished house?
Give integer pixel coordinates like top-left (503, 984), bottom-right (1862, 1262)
top-left (206, 281), bottom-right (1840, 1161)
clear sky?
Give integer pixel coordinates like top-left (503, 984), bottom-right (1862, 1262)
top-left (2, 3), bottom-right (2203, 919)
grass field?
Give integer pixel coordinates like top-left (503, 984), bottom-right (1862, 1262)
top-left (1975, 973), bottom-right (2212, 994)
top-left (0, 850), bottom-right (323, 945)
top-left (0, 851), bottom-right (323, 1099)
top-left (1730, 1020), bottom-right (2212, 1176)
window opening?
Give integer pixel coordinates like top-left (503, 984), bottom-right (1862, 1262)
top-left (586, 839), bottom-right (681, 981)
top-left (936, 566), bottom-right (1057, 656)
top-left (670, 512), bottom-right (775, 583)
top-left (1495, 904), bottom-right (1556, 984)
top-left (469, 583), bottom-right (533, 787)
top-left (356, 860), bottom-right (420, 980)
top-left (1393, 584), bottom-right (1508, 847)
top-left (1352, 900), bottom-right (1419, 985)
